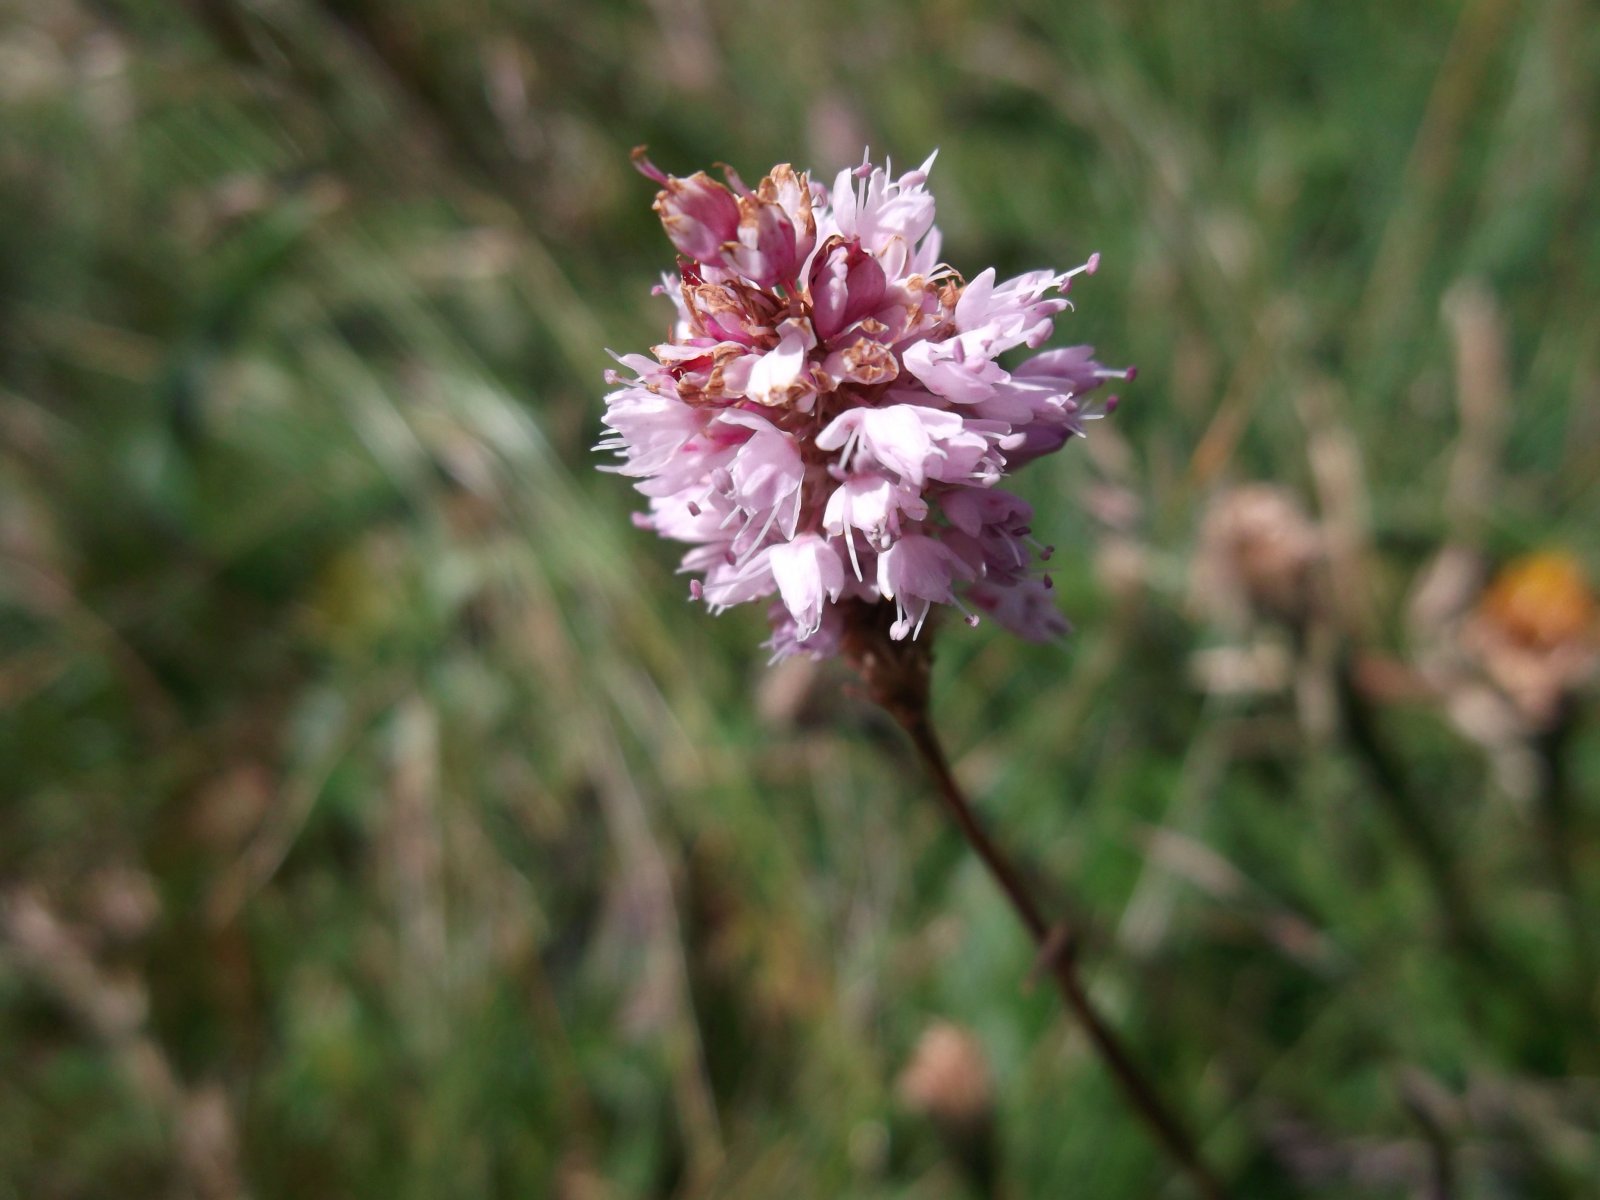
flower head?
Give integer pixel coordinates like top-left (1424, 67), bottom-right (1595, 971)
top-left (602, 149), bottom-right (1128, 659)
top-left (1465, 551), bottom-right (1599, 730)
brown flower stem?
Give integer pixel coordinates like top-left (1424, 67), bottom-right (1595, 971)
top-left (841, 602), bottom-right (1227, 1198)
top-left (895, 707), bottom-right (1229, 1200)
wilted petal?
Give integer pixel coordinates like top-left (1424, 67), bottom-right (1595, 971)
top-left (728, 193), bottom-right (798, 286)
top-left (763, 164), bottom-right (816, 264)
top-left (820, 335), bottom-right (899, 387)
top-left (651, 171), bottom-right (740, 264)
top-left (744, 318), bottom-right (818, 408)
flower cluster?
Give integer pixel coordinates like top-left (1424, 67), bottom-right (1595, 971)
top-left (600, 150), bottom-right (1129, 659)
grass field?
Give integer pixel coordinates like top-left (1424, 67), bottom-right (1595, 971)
top-left (3, 0), bottom-right (1598, 1196)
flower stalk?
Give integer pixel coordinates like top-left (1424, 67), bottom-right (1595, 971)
top-left (602, 150), bottom-right (1221, 1188)
top-left (843, 602), bottom-right (1228, 1199)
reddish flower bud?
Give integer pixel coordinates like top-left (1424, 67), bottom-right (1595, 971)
top-left (650, 170), bottom-right (740, 266)
top-left (807, 235), bottom-right (887, 342)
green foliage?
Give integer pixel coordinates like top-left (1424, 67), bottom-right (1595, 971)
top-left (2, 0), bottom-right (1598, 1195)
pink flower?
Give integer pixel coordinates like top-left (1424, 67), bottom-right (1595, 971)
top-left (602, 149), bottom-right (1129, 658)
top-left (637, 164), bottom-right (740, 264)
top-left (877, 534), bottom-right (977, 639)
top-left (816, 405), bottom-right (970, 487)
top-left (969, 578), bottom-right (1071, 641)
top-left (809, 236), bottom-right (889, 342)
top-left (770, 533), bottom-right (847, 639)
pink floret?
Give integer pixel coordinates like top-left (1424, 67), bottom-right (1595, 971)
top-left (600, 150), bottom-right (1127, 658)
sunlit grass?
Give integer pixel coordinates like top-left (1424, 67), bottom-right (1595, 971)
top-left (2, 0), bottom-right (1598, 1196)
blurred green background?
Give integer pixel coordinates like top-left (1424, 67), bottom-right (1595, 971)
top-left (3, 0), bottom-right (1598, 1196)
